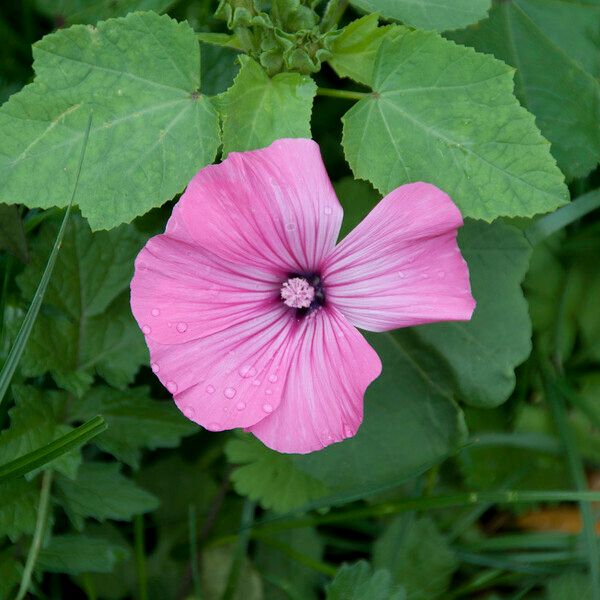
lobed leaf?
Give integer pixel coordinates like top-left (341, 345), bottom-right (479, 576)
top-left (450, 0), bottom-right (600, 180)
top-left (326, 561), bottom-right (405, 600)
top-left (0, 11), bottom-right (220, 230)
top-left (342, 30), bottom-right (568, 221)
top-left (220, 56), bottom-right (317, 155)
top-left (349, 0), bottom-right (491, 32)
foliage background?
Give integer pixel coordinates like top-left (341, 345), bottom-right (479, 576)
top-left (0, 0), bottom-right (599, 598)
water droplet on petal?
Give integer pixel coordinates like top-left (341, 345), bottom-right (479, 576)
top-left (263, 403), bottom-right (273, 413)
top-left (437, 270), bottom-right (445, 278)
top-left (324, 206), bottom-right (332, 215)
top-left (151, 362), bottom-right (160, 373)
top-left (236, 401), bottom-right (246, 411)
top-left (151, 308), bottom-right (160, 317)
top-left (252, 379), bottom-right (261, 386)
top-left (206, 385), bottom-right (215, 394)
top-left (422, 273), bottom-right (430, 279)
top-left (183, 405), bottom-right (195, 417)
top-left (224, 387), bottom-right (236, 399)
top-left (176, 322), bottom-right (188, 333)
top-left (397, 271), bottom-right (405, 279)
top-left (344, 424), bottom-right (354, 437)
top-left (142, 325), bottom-right (151, 334)
top-left (285, 222), bottom-right (296, 232)
top-left (265, 389), bottom-right (273, 396)
top-left (166, 380), bottom-right (178, 393)
top-left (268, 374), bottom-right (278, 383)
top-left (239, 364), bottom-right (256, 378)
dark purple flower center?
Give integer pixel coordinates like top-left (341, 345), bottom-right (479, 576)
top-left (280, 272), bottom-right (325, 317)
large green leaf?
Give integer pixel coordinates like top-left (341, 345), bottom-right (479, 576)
top-left (220, 56), bottom-right (316, 154)
top-left (0, 11), bottom-right (220, 230)
top-left (55, 462), bottom-right (158, 529)
top-left (293, 331), bottom-right (466, 497)
top-left (225, 434), bottom-right (329, 513)
top-left (16, 215), bottom-right (147, 395)
top-left (326, 561), bottom-right (405, 600)
top-left (416, 221), bottom-right (532, 407)
top-left (450, 0), bottom-right (600, 180)
top-left (71, 386), bottom-right (196, 469)
top-left (35, 0), bottom-right (176, 25)
top-left (350, 0), bottom-right (491, 32)
top-left (0, 386), bottom-right (80, 479)
top-left (37, 534), bottom-right (130, 574)
top-left (374, 516), bottom-right (458, 600)
top-left (342, 30), bottom-right (568, 221)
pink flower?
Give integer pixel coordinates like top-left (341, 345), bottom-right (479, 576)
top-left (130, 139), bottom-right (475, 454)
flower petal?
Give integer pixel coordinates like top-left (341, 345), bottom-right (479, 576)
top-left (248, 308), bottom-right (382, 454)
top-left (168, 138), bottom-right (343, 274)
top-left (323, 182), bottom-right (476, 332)
top-left (146, 305), bottom-right (299, 430)
top-left (131, 234), bottom-right (281, 344)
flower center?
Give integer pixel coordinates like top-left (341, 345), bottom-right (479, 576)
top-left (280, 277), bottom-right (315, 309)
top-left (280, 273), bottom-right (326, 317)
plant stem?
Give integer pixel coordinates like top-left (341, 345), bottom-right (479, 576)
top-left (134, 514), bottom-right (149, 600)
top-left (316, 87), bottom-right (369, 101)
top-left (16, 470), bottom-right (54, 600)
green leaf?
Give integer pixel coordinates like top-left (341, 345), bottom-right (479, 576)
top-left (374, 516), bottom-right (458, 599)
top-left (55, 462), bottom-right (159, 529)
top-left (0, 551), bottom-right (21, 600)
top-left (0, 204), bottom-right (27, 262)
top-left (293, 331), bottom-right (466, 497)
top-left (0, 11), bottom-right (220, 230)
top-left (335, 176), bottom-right (380, 240)
top-left (35, 0), bottom-right (176, 25)
top-left (71, 386), bottom-right (197, 468)
top-left (416, 221), bottom-right (532, 407)
top-left (326, 561), bottom-right (405, 600)
top-left (450, 0), bottom-right (600, 179)
top-left (546, 572), bottom-right (593, 600)
top-left (225, 434), bottom-right (329, 513)
top-left (328, 15), bottom-right (397, 86)
top-left (201, 44), bottom-right (241, 96)
top-left (37, 534), bottom-right (130, 575)
top-left (0, 479), bottom-right (38, 542)
top-left (17, 215), bottom-right (147, 395)
top-left (220, 56), bottom-right (316, 154)
top-left (342, 30), bottom-right (568, 221)
top-left (350, 0), bottom-right (491, 32)
top-left (0, 386), bottom-right (80, 479)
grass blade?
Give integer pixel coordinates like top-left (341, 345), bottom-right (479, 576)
top-left (0, 415), bottom-right (106, 483)
top-left (0, 112), bottom-right (93, 407)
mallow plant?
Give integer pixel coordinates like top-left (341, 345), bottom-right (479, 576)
top-left (0, 1), bottom-right (599, 599)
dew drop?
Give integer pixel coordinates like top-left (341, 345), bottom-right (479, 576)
top-left (265, 389), bottom-right (273, 396)
top-left (239, 364), bottom-right (256, 378)
top-left (176, 322), bottom-right (188, 333)
top-left (422, 273), bottom-right (430, 279)
top-left (263, 403), bottom-right (274, 413)
top-left (236, 401), bottom-right (246, 411)
top-left (397, 271), bottom-right (405, 279)
top-left (183, 405), bottom-right (195, 417)
top-left (166, 380), bottom-right (178, 393)
top-left (437, 270), bottom-right (446, 278)
top-left (324, 206), bottom-right (333, 215)
top-left (151, 362), bottom-right (160, 373)
top-left (142, 325), bottom-right (151, 334)
top-left (151, 308), bottom-right (160, 317)
top-left (344, 424), bottom-right (354, 437)
top-left (252, 379), bottom-right (261, 386)
top-left (268, 374), bottom-right (278, 383)
top-left (224, 387), bottom-right (236, 399)
top-left (206, 384), bottom-right (215, 394)
top-left (285, 222), bottom-right (296, 232)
